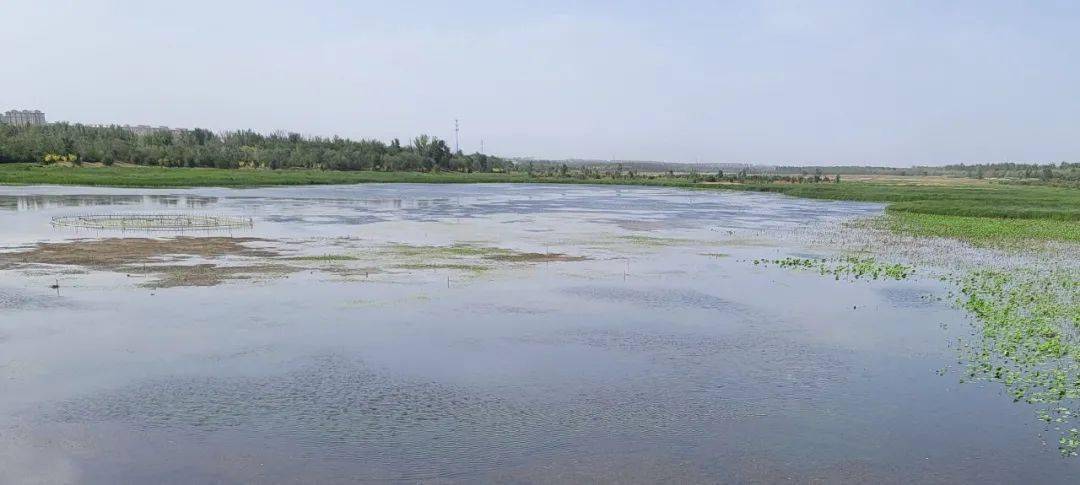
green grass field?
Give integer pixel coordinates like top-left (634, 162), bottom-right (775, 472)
top-left (2, 163), bottom-right (1077, 244)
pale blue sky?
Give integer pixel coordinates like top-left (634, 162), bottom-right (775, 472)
top-left (3, 0), bottom-right (1078, 165)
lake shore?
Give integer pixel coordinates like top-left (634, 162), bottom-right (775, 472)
top-left (2, 163), bottom-right (1077, 244)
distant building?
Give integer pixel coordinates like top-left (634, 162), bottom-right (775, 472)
top-left (1, 109), bottom-right (46, 126)
top-left (123, 124), bottom-right (170, 136)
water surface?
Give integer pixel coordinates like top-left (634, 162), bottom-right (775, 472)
top-left (0, 184), bottom-right (1074, 483)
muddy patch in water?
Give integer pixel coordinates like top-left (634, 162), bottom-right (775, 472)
top-left (0, 237), bottom-right (290, 289)
top-left (0, 237), bottom-right (277, 270)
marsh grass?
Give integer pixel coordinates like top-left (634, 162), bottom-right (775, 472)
top-left (886, 212), bottom-right (1080, 245)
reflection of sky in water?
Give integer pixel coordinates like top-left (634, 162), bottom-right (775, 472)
top-left (0, 184), bottom-right (1076, 483)
top-left (0, 194), bottom-right (216, 211)
top-left (0, 183), bottom-right (884, 237)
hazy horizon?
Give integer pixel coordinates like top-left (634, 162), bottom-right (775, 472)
top-left (4, 1), bottom-right (1079, 166)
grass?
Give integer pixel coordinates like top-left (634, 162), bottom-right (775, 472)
top-left (0, 163), bottom-right (529, 187)
top-left (737, 181), bottom-right (1080, 221)
top-left (3, 163), bottom-right (1078, 244)
top-left (886, 212), bottom-right (1080, 245)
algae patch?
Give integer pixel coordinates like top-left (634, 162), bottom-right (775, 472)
top-left (394, 263), bottom-right (490, 272)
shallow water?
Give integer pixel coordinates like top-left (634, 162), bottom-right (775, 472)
top-left (0, 184), bottom-right (1076, 483)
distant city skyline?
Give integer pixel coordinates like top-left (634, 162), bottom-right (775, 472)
top-left (3, 1), bottom-right (1079, 166)
top-left (1, 109), bottom-right (46, 127)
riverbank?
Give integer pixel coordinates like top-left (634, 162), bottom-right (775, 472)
top-left (2, 163), bottom-right (1077, 244)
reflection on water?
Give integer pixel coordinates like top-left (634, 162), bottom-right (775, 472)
top-left (0, 194), bottom-right (217, 211)
top-left (0, 184), bottom-right (1077, 483)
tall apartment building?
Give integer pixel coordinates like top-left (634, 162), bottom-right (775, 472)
top-left (1, 110), bottom-right (46, 126)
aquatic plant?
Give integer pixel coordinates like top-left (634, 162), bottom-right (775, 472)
top-left (752, 256), bottom-right (913, 281)
top-left (952, 268), bottom-right (1080, 455)
top-left (284, 254), bottom-right (362, 262)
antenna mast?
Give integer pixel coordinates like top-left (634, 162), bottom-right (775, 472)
top-left (454, 119), bottom-right (460, 153)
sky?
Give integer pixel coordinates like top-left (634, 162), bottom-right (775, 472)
top-left (3, 0), bottom-right (1079, 166)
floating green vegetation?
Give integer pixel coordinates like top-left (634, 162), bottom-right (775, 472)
top-left (394, 263), bottom-right (489, 272)
top-left (133, 263), bottom-right (299, 288)
top-left (753, 256), bottom-right (913, 281)
top-left (953, 269), bottom-right (1080, 455)
top-left (484, 253), bottom-right (588, 263)
top-left (284, 254), bottom-right (363, 262)
top-left (385, 243), bottom-right (515, 258)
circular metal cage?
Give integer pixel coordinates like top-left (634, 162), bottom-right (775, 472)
top-left (51, 213), bottom-right (253, 231)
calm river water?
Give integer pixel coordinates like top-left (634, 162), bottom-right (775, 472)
top-left (0, 184), bottom-right (1076, 483)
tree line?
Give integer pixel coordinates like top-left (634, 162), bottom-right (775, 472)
top-left (0, 123), bottom-right (508, 173)
top-left (776, 162), bottom-right (1080, 183)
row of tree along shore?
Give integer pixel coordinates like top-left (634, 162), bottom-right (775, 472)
top-left (0, 123), bottom-right (505, 173)
top-left (2, 122), bottom-right (1077, 186)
